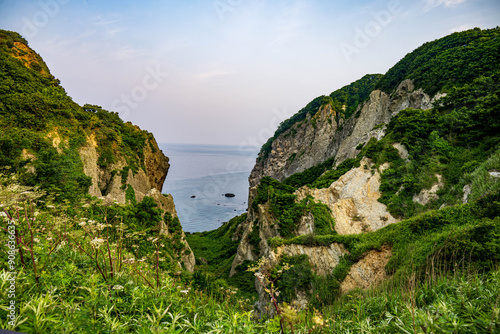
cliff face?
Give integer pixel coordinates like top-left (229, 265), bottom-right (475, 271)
top-left (78, 130), bottom-right (195, 272)
top-left (234, 79), bottom-right (446, 311)
top-left (249, 80), bottom-right (441, 189)
top-left (249, 104), bottom-right (341, 187)
top-left (295, 158), bottom-right (399, 235)
top-left (0, 30), bottom-right (195, 273)
top-left (79, 133), bottom-right (169, 204)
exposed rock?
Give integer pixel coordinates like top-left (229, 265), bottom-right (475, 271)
top-left (413, 174), bottom-right (443, 206)
top-left (296, 212), bottom-right (315, 236)
top-left (143, 134), bottom-right (170, 192)
top-left (255, 242), bottom-right (349, 316)
top-left (46, 130), bottom-right (67, 154)
top-left (274, 243), bottom-right (349, 276)
top-left (79, 136), bottom-right (102, 198)
top-left (489, 170), bottom-right (500, 178)
top-left (225, 193), bottom-right (236, 197)
top-left (340, 246), bottom-right (392, 294)
top-left (249, 79), bottom-right (442, 187)
top-left (392, 143), bottom-right (409, 161)
top-left (21, 149), bottom-right (36, 174)
top-left (79, 135), bottom-right (169, 205)
top-left (462, 184), bottom-right (472, 204)
top-left (78, 132), bottom-right (193, 272)
top-left (296, 158), bottom-right (399, 235)
top-left (147, 189), bottom-right (195, 273)
top-left (249, 103), bottom-right (340, 187)
top-left (230, 200), bottom-right (280, 276)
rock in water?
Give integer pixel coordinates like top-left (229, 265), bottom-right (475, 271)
top-left (224, 193), bottom-right (235, 197)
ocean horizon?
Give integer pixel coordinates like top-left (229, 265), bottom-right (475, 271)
top-left (159, 143), bottom-right (259, 232)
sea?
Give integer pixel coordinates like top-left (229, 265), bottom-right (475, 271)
top-left (159, 143), bottom-right (259, 232)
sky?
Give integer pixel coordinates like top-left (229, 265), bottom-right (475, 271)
top-left (0, 0), bottom-right (499, 147)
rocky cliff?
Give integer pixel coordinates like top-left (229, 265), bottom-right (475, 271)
top-left (233, 78), bottom-right (446, 312)
top-left (79, 133), bottom-right (169, 204)
top-left (249, 79), bottom-right (442, 189)
top-left (77, 126), bottom-right (195, 272)
top-left (0, 29), bottom-right (195, 272)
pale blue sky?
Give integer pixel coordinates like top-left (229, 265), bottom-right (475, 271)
top-left (1, 0), bottom-right (498, 146)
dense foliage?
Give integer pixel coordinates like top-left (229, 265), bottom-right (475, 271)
top-left (366, 69), bottom-right (500, 219)
top-left (375, 27), bottom-right (500, 95)
top-left (0, 189), bottom-right (264, 333)
top-left (252, 177), bottom-right (336, 238)
top-left (329, 74), bottom-right (383, 118)
top-left (0, 30), bottom-right (152, 203)
top-left (185, 214), bottom-right (259, 299)
top-left (259, 74), bottom-right (383, 161)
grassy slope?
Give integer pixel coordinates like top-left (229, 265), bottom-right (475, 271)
top-left (187, 27), bottom-right (500, 330)
top-left (1, 27), bottom-right (500, 333)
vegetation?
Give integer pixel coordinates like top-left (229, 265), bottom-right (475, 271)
top-left (265, 190), bottom-right (500, 314)
top-left (282, 156), bottom-right (358, 189)
top-left (1, 26), bottom-right (500, 333)
top-left (375, 27), bottom-right (500, 95)
top-left (252, 177), bottom-right (336, 238)
top-left (0, 186), bottom-right (264, 333)
top-left (366, 69), bottom-right (500, 219)
top-left (185, 214), bottom-right (258, 299)
top-left (329, 74), bottom-right (383, 118)
top-left (259, 74), bottom-right (383, 162)
top-left (0, 30), bottom-right (153, 203)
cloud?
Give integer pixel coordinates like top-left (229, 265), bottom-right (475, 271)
top-left (424, 0), bottom-right (469, 11)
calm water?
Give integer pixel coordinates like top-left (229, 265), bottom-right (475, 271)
top-left (159, 143), bottom-right (258, 232)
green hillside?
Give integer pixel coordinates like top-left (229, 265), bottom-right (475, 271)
top-left (1, 27), bottom-right (500, 333)
top-left (375, 27), bottom-right (500, 95)
top-left (259, 73), bottom-right (382, 161)
top-left (189, 27), bottom-right (500, 332)
top-left (0, 30), bottom-right (154, 203)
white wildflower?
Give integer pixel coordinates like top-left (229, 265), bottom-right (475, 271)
top-left (255, 272), bottom-right (265, 281)
top-left (90, 238), bottom-right (105, 248)
top-left (112, 285), bottom-right (124, 290)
